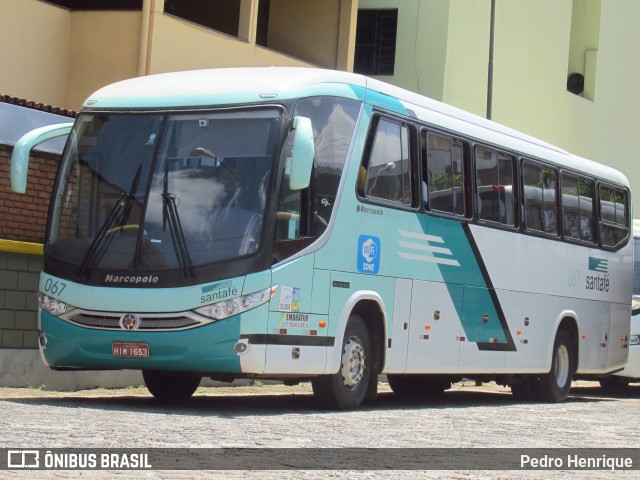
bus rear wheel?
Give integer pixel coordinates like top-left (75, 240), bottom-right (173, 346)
top-left (312, 314), bottom-right (371, 410)
top-left (532, 329), bottom-right (574, 403)
top-left (387, 375), bottom-right (450, 398)
top-left (143, 371), bottom-right (201, 402)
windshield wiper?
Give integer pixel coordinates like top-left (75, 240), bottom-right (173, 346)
top-left (77, 165), bottom-right (142, 279)
top-left (162, 165), bottom-right (193, 278)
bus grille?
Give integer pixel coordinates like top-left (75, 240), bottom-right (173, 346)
top-left (62, 312), bottom-right (210, 331)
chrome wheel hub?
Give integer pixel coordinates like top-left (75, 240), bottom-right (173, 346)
top-left (554, 344), bottom-right (570, 388)
top-left (341, 336), bottom-right (365, 391)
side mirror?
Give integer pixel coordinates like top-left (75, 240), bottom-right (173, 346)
top-left (288, 116), bottom-right (314, 190)
top-left (11, 123), bottom-right (73, 193)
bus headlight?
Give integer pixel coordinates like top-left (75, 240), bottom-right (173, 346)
top-left (38, 293), bottom-right (76, 316)
top-left (195, 286), bottom-right (277, 320)
top-left (630, 335), bottom-right (640, 346)
top-left (632, 298), bottom-right (640, 316)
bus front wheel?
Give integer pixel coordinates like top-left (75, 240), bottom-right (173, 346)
top-left (312, 314), bottom-right (371, 410)
top-left (143, 371), bottom-right (201, 402)
top-left (532, 329), bottom-right (574, 403)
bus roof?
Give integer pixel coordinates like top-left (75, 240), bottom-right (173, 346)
top-left (84, 67), bottom-right (629, 188)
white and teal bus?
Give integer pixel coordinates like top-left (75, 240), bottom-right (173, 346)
top-left (11, 68), bottom-right (633, 409)
top-left (599, 219), bottom-right (640, 392)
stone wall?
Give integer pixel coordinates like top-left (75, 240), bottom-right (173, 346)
top-left (0, 248), bottom-right (42, 349)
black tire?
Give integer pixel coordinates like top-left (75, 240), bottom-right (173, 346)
top-left (599, 376), bottom-right (631, 393)
top-left (312, 315), bottom-right (371, 410)
top-left (532, 329), bottom-right (574, 403)
top-left (143, 371), bottom-right (201, 402)
top-left (387, 374), bottom-right (450, 398)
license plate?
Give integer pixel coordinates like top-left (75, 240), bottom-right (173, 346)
top-left (112, 342), bottom-right (149, 358)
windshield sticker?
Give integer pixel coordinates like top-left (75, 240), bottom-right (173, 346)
top-left (358, 235), bottom-right (381, 274)
top-left (279, 286), bottom-right (301, 312)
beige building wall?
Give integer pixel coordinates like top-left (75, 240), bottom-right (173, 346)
top-left (66, 11), bottom-right (142, 109)
top-left (1, 0), bottom-right (357, 111)
top-left (146, 12), bottom-right (312, 75)
top-left (267, 0), bottom-right (342, 70)
top-left (441, 0), bottom-right (491, 117)
top-left (475, 0), bottom-right (639, 215)
top-left (358, 0), bottom-right (450, 100)
top-left (0, 0), bottom-right (71, 107)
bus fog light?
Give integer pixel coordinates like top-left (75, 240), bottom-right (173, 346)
top-left (39, 332), bottom-right (47, 349)
top-left (234, 341), bottom-right (248, 354)
top-left (630, 335), bottom-right (640, 346)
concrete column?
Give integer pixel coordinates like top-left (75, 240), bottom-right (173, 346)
top-left (139, 0), bottom-right (164, 76)
top-left (337, 0), bottom-right (357, 72)
top-left (239, 0), bottom-right (259, 44)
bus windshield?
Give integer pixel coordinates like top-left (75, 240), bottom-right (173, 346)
top-left (47, 108), bottom-right (281, 279)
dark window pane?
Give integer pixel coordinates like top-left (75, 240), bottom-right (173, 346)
top-left (425, 132), bottom-right (466, 215)
top-left (561, 173), bottom-right (595, 243)
top-left (475, 146), bottom-right (515, 225)
top-left (364, 118), bottom-right (412, 205)
top-left (599, 184), bottom-right (628, 248)
top-left (164, 0), bottom-right (240, 37)
top-left (355, 10), bottom-right (398, 75)
top-left (523, 161), bottom-right (558, 234)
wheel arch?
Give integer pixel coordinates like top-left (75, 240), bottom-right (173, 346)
top-left (547, 312), bottom-right (579, 374)
top-left (326, 291), bottom-right (387, 374)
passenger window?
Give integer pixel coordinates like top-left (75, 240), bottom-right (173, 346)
top-left (561, 173), bottom-right (595, 243)
top-left (522, 160), bottom-right (558, 235)
top-left (599, 184), bottom-right (629, 248)
top-left (362, 118), bottom-right (413, 206)
top-left (294, 96), bottom-right (361, 236)
top-left (475, 146), bottom-right (515, 226)
top-left (424, 132), bottom-right (466, 215)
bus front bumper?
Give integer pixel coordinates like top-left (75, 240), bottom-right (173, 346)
top-left (38, 310), bottom-right (243, 374)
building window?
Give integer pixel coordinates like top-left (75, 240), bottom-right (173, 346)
top-left (354, 10), bottom-right (398, 76)
top-left (164, 0), bottom-right (241, 38)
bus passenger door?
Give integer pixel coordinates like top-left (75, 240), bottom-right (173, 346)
top-left (405, 280), bottom-right (462, 374)
top-left (385, 278), bottom-right (412, 373)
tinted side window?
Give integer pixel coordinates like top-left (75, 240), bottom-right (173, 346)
top-left (522, 160), bottom-right (558, 235)
top-left (424, 132), bottom-right (466, 216)
top-left (561, 173), bottom-right (595, 243)
top-left (475, 146), bottom-right (515, 226)
top-left (362, 118), bottom-right (412, 206)
top-left (599, 184), bottom-right (629, 248)
top-left (294, 96), bottom-right (361, 235)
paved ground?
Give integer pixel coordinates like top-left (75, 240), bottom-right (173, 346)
top-left (1, 380), bottom-right (639, 479)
